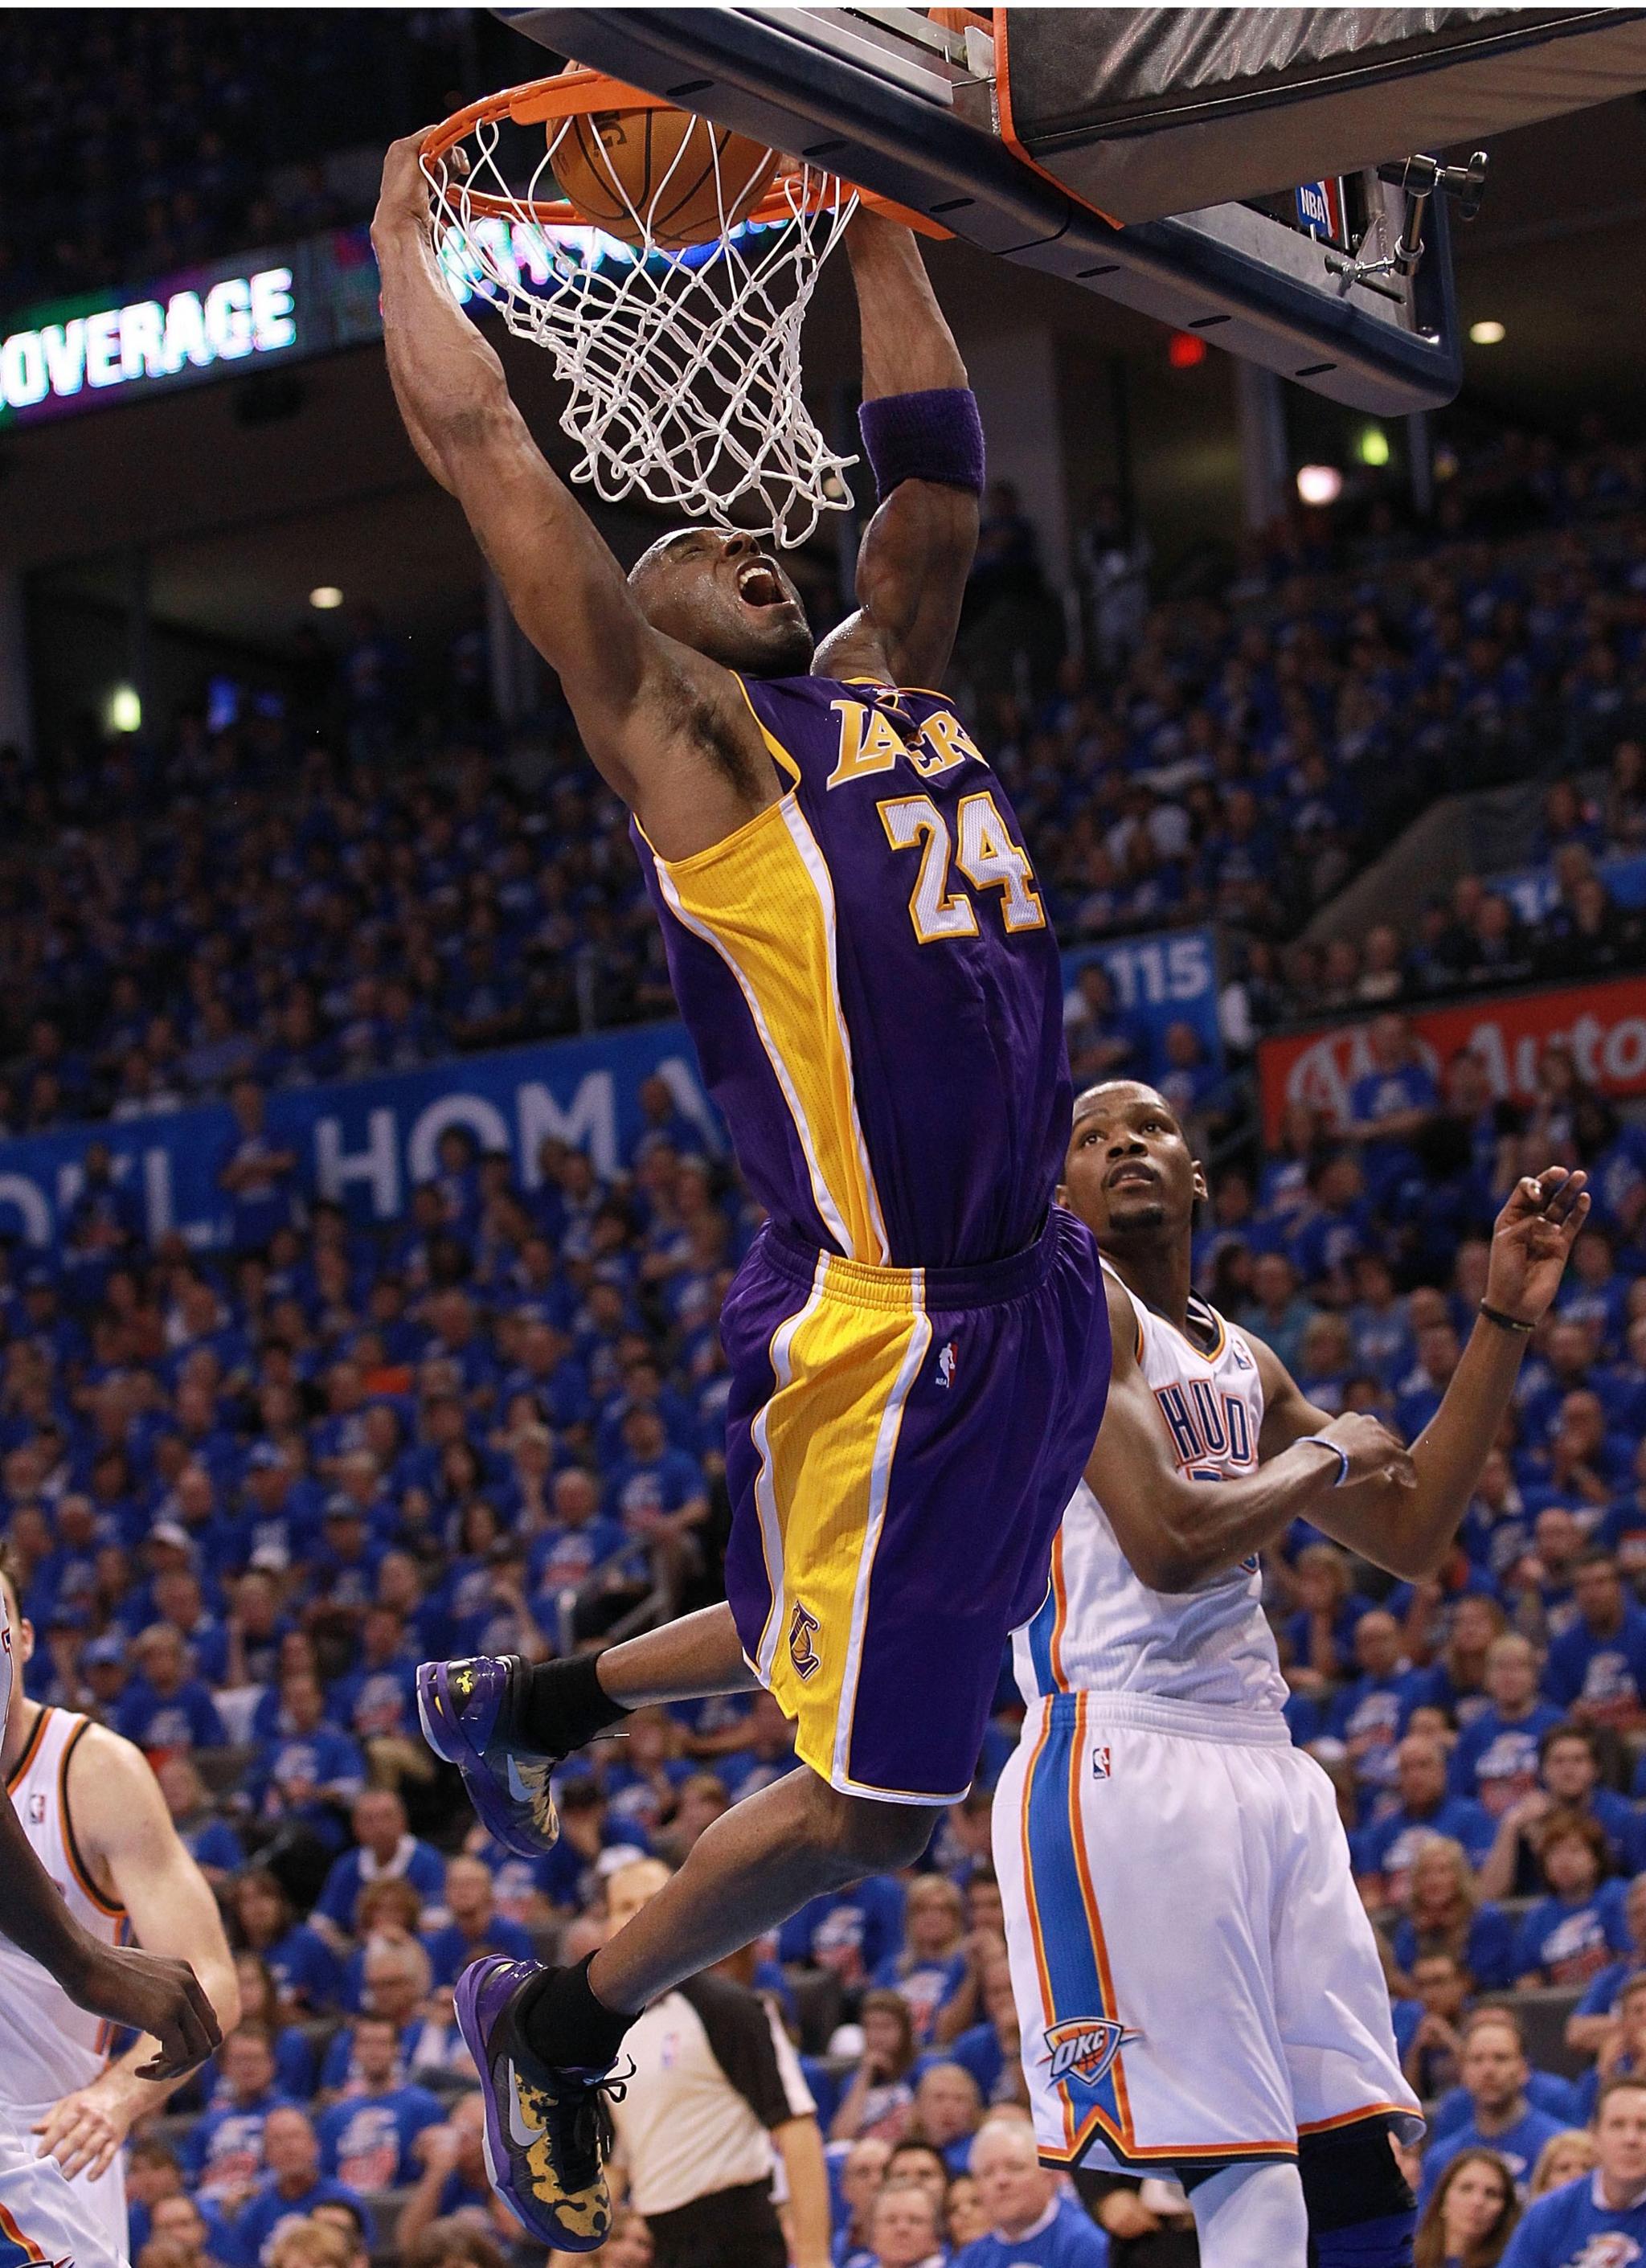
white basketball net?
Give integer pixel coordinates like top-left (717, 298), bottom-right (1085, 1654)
top-left (425, 113), bottom-right (860, 545)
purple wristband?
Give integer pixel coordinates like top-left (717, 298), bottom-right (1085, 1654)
top-left (858, 387), bottom-right (985, 503)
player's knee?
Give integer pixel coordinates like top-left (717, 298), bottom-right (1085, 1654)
top-left (797, 1777), bottom-right (934, 1876)
top-left (1299, 2119), bottom-right (1416, 2266)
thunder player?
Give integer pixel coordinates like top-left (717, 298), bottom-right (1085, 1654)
top-left (0, 1552), bottom-right (239, 2266)
top-left (994, 1084), bottom-right (1588, 2268)
top-left (376, 138), bottom-right (1108, 2247)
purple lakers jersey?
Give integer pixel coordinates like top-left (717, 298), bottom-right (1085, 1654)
top-left (634, 673), bottom-right (1071, 1269)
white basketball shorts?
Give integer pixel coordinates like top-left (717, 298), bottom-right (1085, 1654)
top-left (993, 1693), bottom-right (1422, 2174)
top-left (0, 2106), bottom-right (129, 2268)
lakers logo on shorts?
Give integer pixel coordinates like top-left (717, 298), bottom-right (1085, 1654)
top-left (1042, 2017), bottom-right (1140, 2097)
top-left (788, 1603), bottom-right (822, 1681)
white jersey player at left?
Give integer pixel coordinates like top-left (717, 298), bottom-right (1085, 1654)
top-left (0, 1553), bottom-right (238, 2268)
top-left (991, 1080), bottom-right (1588, 2268)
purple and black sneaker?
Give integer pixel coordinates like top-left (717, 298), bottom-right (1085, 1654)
top-left (416, 1655), bottom-right (559, 1857)
top-left (454, 1955), bottom-right (622, 2252)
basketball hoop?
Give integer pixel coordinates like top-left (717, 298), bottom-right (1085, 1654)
top-left (421, 69), bottom-right (935, 545)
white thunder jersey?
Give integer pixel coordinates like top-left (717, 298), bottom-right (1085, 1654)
top-left (0, 1705), bottom-right (127, 2110)
top-left (1013, 1266), bottom-right (1288, 1726)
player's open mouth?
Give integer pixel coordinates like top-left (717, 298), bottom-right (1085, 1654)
top-left (737, 560), bottom-right (788, 608)
top-left (1107, 1162), bottom-right (1158, 1189)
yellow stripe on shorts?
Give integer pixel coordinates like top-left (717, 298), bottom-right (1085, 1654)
top-left (751, 1255), bottom-right (930, 1792)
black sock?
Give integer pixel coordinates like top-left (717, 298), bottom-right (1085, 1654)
top-left (512, 1954), bottom-right (637, 2078)
top-left (512, 1653), bottom-right (631, 1757)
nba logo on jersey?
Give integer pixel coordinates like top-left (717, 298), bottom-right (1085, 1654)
top-left (935, 1339), bottom-right (958, 1390)
top-left (1091, 1745), bottom-right (1112, 1780)
top-left (1042, 2018), bottom-right (1139, 2096)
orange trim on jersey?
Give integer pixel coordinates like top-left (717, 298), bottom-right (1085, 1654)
top-left (991, 9), bottom-right (1125, 231)
top-left (1068, 1694), bottom-right (1136, 2141)
top-left (1297, 2101), bottom-right (1415, 2137)
top-left (59, 1719), bottom-right (125, 1920)
top-left (0, 2198), bottom-right (54, 2264)
top-left (1016, 1709), bottom-right (1074, 2158)
top-left (1039, 2130), bottom-right (1299, 2171)
top-left (5, 1704), bottom-right (49, 1793)
top-left (1047, 1533), bottom-right (1071, 1693)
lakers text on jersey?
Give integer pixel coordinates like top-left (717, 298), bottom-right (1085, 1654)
top-left (995, 1275), bottom-right (1419, 2174)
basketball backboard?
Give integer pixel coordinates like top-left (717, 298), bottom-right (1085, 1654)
top-left (495, 5), bottom-right (1462, 414)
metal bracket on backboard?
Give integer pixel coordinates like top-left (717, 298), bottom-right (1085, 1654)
top-left (492, 5), bottom-right (1463, 413)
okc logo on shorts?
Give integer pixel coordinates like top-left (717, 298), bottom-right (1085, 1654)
top-left (788, 1602), bottom-right (822, 1681)
top-left (1042, 2017), bottom-right (1139, 2094)
top-left (936, 1338), bottom-right (958, 1390)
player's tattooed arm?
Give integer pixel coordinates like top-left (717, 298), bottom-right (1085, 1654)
top-left (1087, 1275), bottom-right (1413, 1593)
top-left (814, 211), bottom-right (979, 690)
top-left (1258, 1167), bottom-right (1589, 1581)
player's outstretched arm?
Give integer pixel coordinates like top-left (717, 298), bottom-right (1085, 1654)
top-left (1088, 1275), bottom-right (1413, 1594)
top-left (30, 1724), bottom-right (240, 2180)
top-left (371, 138), bottom-right (770, 858)
top-left (813, 211), bottom-right (979, 689)
top-left (1257, 1166), bottom-right (1589, 1580)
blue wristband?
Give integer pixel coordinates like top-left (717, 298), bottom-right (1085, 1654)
top-left (1297, 1434), bottom-right (1350, 1488)
top-left (857, 387), bottom-right (985, 503)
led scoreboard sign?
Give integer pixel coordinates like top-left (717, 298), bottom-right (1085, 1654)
top-left (0, 231), bottom-right (387, 427)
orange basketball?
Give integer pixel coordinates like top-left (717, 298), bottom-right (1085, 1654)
top-left (551, 92), bottom-right (780, 250)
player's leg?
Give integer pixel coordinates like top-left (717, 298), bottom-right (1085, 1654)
top-left (418, 1607), bottom-right (749, 1854)
top-left (1269, 1748), bottom-right (1421, 2268)
top-left (1185, 2161), bottom-right (1309, 2266)
top-left (992, 1709), bottom-right (1300, 2183)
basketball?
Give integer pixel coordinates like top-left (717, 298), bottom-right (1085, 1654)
top-left (551, 95), bottom-right (779, 250)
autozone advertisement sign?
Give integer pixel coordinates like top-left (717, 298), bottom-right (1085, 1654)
top-left (1258, 976), bottom-right (1646, 1143)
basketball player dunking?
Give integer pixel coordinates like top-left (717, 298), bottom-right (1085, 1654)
top-left (375, 130), bottom-right (1116, 2249)
top-left (0, 1552), bottom-right (238, 2268)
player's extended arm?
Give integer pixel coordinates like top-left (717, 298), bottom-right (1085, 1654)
top-left (0, 1792), bottom-right (219, 2085)
top-left (813, 211), bottom-right (979, 689)
top-left (1087, 1277), bottom-right (1414, 1594)
top-left (371, 137), bottom-right (771, 859)
top-left (1257, 1166), bottom-right (1590, 1582)
top-left (31, 1726), bottom-right (240, 2180)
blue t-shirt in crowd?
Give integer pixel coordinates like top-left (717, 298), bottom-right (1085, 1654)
top-left (1419, 2103), bottom-right (1569, 2202)
top-left (1514, 1883), bottom-right (1629, 1986)
top-left (181, 1814), bottom-right (246, 1876)
top-left (182, 2090), bottom-right (297, 2200)
top-left (870, 1951), bottom-right (968, 2045)
top-left (779, 1879), bottom-right (906, 1985)
top-left (955, 2195), bottom-right (1110, 2266)
top-left (265, 1923), bottom-right (344, 2011)
top-left (317, 2083), bottom-right (444, 2188)
top-left (116, 1677), bottom-right (226, 1751)
top-left (1390, 1902), bottom-right (1517, 1993)
top-left (1545, 1611), bottom-right (1646, 1715)
top-left (232, 2175), bottom-right (363, 2266)
top-left (1448, 1703), bottom-right (1566, 1804)
top-left (313, 1838), bottom-right (448, 1934)
top-left (1354, 1798), bottom-right (1494, 1882)
top-left (422, 1914), bottom-right (537, 1987)
top-left (1501, 2171), bottom-right (1646, 2266)
top-left (1428, 2069), bottom-right (1578, 2141)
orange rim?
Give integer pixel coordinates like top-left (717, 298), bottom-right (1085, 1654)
top-left (420, 69), bottom-right (950, 239)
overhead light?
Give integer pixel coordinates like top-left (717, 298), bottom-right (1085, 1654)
top-left (1168, 332), bottom-right (1207, 370)
top-left (1296, 464), bottom-right (1342, 506)
top-left (309, 585), bottom-right (344, 611)
top-left (1357, 425), bottom-right (1390, 469)
top-left (1468, 319), bottom-right (1505, 346)
top-left (108, 685), bottom-right (142, 734)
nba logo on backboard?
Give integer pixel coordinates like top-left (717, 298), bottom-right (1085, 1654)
top-left (1091, 1745), bottom-right (1112, 1779)
top-left (1043, 2018), bottom-right (1139, 2094)
top-left (1295, 178), bottom-right (1344, 244)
